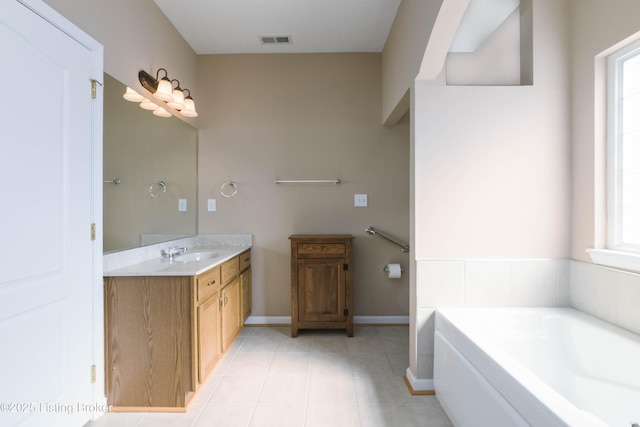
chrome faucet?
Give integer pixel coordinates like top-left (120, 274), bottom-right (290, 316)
top-left (161, 246), bottom-right (187, 260)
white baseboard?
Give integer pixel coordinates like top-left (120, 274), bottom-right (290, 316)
top-left (354, 316), bottom-right (409, 324)
top-left (405, 367), bottom-right (435, 392)
top-left (244, 315), bottom-right (409, 326)
top-left (244, 316), bottom-right (290, 325)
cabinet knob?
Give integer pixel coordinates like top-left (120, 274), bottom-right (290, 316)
top-left (207, 280), bottom-right (216, 286)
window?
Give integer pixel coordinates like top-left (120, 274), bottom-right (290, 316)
top-left (607, 40), bottom-right (640, 254)
top-left (589, 39), bottom-right (640, 271)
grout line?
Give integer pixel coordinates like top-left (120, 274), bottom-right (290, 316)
top-left (302, 341), bottom-right (312, 427)
top-left (245, 347), bottom-right (276, 426)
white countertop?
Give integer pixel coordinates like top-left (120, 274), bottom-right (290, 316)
top-left (103, 234), bottom-right (252, 277)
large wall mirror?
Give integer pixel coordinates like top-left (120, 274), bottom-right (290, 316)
top-left (103, 73), bottom-right (197, 253)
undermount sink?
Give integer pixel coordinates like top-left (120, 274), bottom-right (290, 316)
top-left (172, 251), bottom-right (219, 263)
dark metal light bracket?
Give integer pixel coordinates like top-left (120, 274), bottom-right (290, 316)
top-left (138, 70), bottom-right (158, 94)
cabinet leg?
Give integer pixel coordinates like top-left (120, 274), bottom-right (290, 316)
top-left (291, 326), bottom-right (298, 338)
top-left (346, 325), bottom-right (353, 337)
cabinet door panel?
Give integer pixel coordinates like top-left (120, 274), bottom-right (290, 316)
top-left (197, 292), bottom-right (220, 383)
top-left (298, 259), bottom-right (346, 322)
top-left (221, 278), bottom-right (241, 351)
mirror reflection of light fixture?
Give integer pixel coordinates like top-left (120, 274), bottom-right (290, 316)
top-left (123, 87), bottom-right (145, 102)
top-left (153, 107), bottom-right (172, 118)
top-left (136, 69), bottom-right (198, 118)
top-left (139, 99), bottom-right (159, 111)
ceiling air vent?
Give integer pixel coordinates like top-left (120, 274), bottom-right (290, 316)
top-left (259, 35), bottom-right (292, 45)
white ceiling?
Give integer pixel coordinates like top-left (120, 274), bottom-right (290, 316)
top-left (153, 0), bottom-right (402, 54)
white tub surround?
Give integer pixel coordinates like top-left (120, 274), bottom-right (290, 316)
top-left (412, 258), bottom-right (570, 392)
top-left (434, 307), bottom-right (640, 427)
top-left (570, 260), bottom-right (640, 336)
top-left (103, 234), bottom-right (252, 276)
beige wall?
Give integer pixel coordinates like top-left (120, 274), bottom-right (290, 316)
top-left (570, 0), bottom-right (640, 261)
top-left (197, 54), bottom-right (410, 317)
top-left (413, 0), bottom-right (571, 259)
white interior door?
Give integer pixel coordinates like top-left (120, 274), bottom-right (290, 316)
top-left (0, 1), bottom-right (102, 426)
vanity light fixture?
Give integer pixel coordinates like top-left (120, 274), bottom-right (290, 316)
top-left (167, 79), bottom-right (185, 110)
top-left (180, 89), bottom-right (198, 117)
top-left (137, 68), bottom-right (198, 118)
top-left (150, 68), bottom-right (173, 102)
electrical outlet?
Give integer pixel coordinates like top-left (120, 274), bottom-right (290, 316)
top-left (178, 199), bottom-right (187, 212)
top-left (207, 198), bottom-right (217, 212)
top-left (354, 194), bottom-right (368, 207)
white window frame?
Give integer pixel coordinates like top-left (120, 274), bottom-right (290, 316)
top-left (588, 38), bottom-right (640, 271)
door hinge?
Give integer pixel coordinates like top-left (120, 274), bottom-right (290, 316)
top-left (343, 263), bottom-right (349, 271)
top-left (90, 365), bottom-right (96, 384)
top-left (91, 79), bottom-right (103, 99)
top-left (90, 223), bottom-right (96, 241)
top-left (343, 308), bottom-right (349, 316)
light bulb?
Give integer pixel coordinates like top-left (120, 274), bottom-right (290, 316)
top-left (181, 97), bottom-right (198, 117)
top-left (153, 78), bottom-right (174, 102)
top-left (167, 88), bottom-right (185, 110)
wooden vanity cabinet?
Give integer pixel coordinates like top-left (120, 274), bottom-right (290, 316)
top-left (104, 276), bottom-right (195, 410)
top-left (289, 235), bottom-right (354, 337)
top-left (104, 251), bottom-right (250, 412)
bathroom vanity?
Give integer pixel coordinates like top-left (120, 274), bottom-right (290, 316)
top-left (289, 234), bottom-right (354, 337)
top-left (103, 239), bottom-right (251, 412)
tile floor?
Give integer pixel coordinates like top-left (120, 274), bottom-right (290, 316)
top-left (91, 326), bottom-right (453, 427)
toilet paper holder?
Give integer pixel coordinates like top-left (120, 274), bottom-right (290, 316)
top-left (382, 265), bottom-right (404, 273)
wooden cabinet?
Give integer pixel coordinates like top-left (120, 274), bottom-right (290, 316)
top-left (104, 250), bottom-right (250, 412)
top-left (289, 235), bottom-right (354, 337)
top-left (104, 276), bottom-right (194, 410)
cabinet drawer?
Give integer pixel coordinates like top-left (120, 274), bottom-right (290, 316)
top-left (196, 266), bottom-right (220, 303)
top-left (221, 257), bottom-right (239, 284)
top-left (297, 243), bottom-right (345, 256)
top-left (239, 250), bottom-right (251, 272)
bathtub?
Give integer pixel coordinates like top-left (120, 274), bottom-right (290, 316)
top-left (434, 307), bottom-right (640, 427)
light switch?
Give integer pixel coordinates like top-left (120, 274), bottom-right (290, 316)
top-left (354, 194), bottom-right (368, 207)
top-left (178, 199), bottom-right (187, 212)
top-left (207, 198), bottom-right (217, 212)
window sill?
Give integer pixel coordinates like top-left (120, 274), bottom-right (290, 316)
top-left (587, 248), bottom-right (640, 273)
